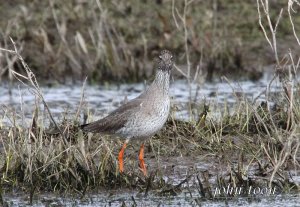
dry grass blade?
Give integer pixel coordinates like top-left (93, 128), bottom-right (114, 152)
top-left (0, 1), bottom-right (300, 203)
top-left (0, 38), bottom-right (67, 145)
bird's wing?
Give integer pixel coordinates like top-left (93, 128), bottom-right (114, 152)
top-left (81, 98), bottom-right (143, 134)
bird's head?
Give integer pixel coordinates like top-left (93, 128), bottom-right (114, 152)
top-left (156, 50), bottom-right (174, 72)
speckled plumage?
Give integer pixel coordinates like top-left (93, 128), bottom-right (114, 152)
top-left (81, 50), bottom-right (173, 140)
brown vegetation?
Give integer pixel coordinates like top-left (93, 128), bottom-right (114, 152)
top-left (1, 0), bottom-right (300, 205)
top-left (0, 0), bottom-right (298, 83)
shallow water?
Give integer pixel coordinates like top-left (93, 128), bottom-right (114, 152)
top-left (0, 72), bottom-right (282, 126)
top-left (3, 191), bottom-right (300, 207)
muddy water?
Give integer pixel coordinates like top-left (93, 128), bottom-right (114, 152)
top-left (1, 74), bottom-right (294, 206)
top-left (3, 191), bottom-right (300, 206)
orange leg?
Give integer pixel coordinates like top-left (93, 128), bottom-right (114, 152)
top-left (118, 142), bottom-right (127, 174)
top-left (139, 143), bottom-right (147, 176)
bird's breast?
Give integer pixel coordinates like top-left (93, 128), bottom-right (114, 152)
top-left (116, 96), bottom-right (170, 140)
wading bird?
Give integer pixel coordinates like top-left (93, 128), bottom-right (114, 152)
top-left (81, 50), bottom-right (173, 176)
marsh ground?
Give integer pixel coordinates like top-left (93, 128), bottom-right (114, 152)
top-left (1, 76), bottom-right (300, 206)
top-left (1, 0), bottom-right (300, 206)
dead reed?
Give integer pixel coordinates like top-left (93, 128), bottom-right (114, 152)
top-left (0, 1), bottom-right (292, 83)
top-left (0, 0), bottom-right (300, 203)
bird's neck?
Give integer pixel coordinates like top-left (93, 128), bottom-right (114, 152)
top-left (151, 69), bottom-right (170, 95)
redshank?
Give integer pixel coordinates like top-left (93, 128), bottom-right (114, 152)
top-left (81, 50), bottom-right (173, 176)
